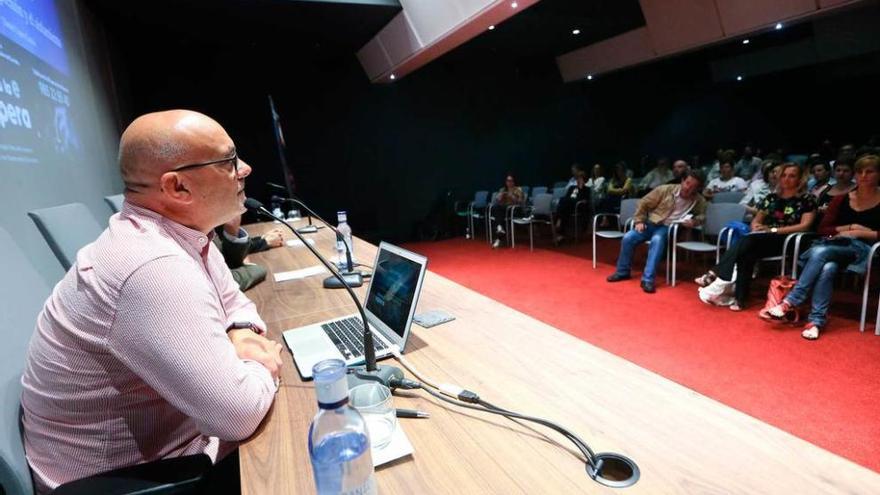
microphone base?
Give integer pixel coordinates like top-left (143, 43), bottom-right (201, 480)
top-left (323, 272), bottom-right (363, 289)
top-left (346, 364), bottom-right (404, 390)
top-left (297, 225), bottom-right (318, 234)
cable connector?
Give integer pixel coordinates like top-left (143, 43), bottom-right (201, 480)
top-left (439, 383), bottom-right (480, 403)
top-left (388, 377), bottom-right (421, 390)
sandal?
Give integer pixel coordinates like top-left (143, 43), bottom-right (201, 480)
top-left (729, 301), bottom-right (743, 312)
top-left (694, 272), bottom-right (717, 288)
top-left (801, 323), bottom-right (821, 340)
top-left (768, 300), bottom-right (793, 319)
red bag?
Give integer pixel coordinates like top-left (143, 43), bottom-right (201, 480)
top-left (758, 276), bottom-right (800, 322)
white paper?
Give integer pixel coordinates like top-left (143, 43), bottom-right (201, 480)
top-left (273, 265), bottom-right (328, 282)
top-left (285, 238), bottom-right (316, 248)
top-left (372, 423), bottom-right (414, 467)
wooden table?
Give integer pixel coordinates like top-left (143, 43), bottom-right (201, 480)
top-left (239, 220), bottom-right (880, 494)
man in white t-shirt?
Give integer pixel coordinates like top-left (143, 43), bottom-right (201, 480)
top-left (704, 160), bottom-right (747, 199)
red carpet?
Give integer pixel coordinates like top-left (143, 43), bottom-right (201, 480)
top-left (404, 236), bottom-right (880, 472)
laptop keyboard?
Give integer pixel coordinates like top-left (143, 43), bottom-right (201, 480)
top-left (321, 316), bottom-right (388, 360)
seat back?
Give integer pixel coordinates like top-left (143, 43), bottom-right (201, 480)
top-left (0, 226), bottom-right (47, 495)
top-left (532, 186), bottom-right (548, 197)
top-left (520, 186), bottom-right (530, 198)
top-left (532, 193), bottom-right (554, 216)
top-left (28, 203), bottom-right (104, 271)
top-left (703, 203), bottom-right (747, 236)
top-left (104, 194), bottom-right (125, 213)
top-left (712, 191), bottom-right (745, 204)
top-left (488, 192), bottom-right (500, 206)
top-left (552, 181), bottom-right (568, 190)
top-left (551, 187), bottom-right (567, 199)
top-left (472, 191), bottom-right (489, 209)
top-left (619, 198), bottom-right (640, 227)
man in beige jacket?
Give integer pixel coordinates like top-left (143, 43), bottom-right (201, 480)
top-left (607, 170), bottom-right (707, 293)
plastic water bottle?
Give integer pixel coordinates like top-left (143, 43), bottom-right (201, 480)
top-left (270, 199), bottom-right (283, 223)
top-left (336, 211), bottom-right (355, 270)
top-left (308, 359), bottom-right (377, 495)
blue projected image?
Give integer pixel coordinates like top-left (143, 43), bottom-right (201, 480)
top-left (0, 0), bottom-right (68, 75)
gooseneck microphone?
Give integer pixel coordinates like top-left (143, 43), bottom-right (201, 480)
top-left (267, 182), bottom-right (318, 233)
top-left (245, 198), bottom-right (403, 388)
top-left (269, 194), bottom-right (363, 289)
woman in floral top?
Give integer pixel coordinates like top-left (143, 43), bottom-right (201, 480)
top-left (695, 163), bottom-right (816, 310)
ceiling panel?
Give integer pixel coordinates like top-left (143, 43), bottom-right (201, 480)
top-left (639, 0), bottom-right (724, 55)
top-left (715, 0), bottom-right (817, 36)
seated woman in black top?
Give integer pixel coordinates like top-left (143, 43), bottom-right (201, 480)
top-left (767, 155), bottom-right (880, 339)
top-left (696, 163), bottom-right (816, 310)
top-left (554, 171), bottom-right (589, 243)
top-left (815, 158), bottom-right (855, 211)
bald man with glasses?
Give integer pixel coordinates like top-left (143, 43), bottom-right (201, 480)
top-left (21, 110), bottom-right (282, 493)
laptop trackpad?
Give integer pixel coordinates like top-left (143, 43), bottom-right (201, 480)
top-left (283, 328), bottom-right (341, 379)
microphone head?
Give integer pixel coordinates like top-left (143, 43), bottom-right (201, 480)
top-left (244, 198), bottom-right (264, 211)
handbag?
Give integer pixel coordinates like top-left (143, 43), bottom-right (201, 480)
top-left (758, 276), bottom-right (799, 322)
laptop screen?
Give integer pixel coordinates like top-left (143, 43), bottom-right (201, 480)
top-left (366, 248), bottom-right (422, 338)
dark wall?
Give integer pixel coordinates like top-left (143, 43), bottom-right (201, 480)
top-left (101, 10), bottom-right (880, 244)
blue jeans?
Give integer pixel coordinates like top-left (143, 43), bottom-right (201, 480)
top-left (614, 222), bottom-right (669, 283)
top-left (785, 244), bottom-right (857, 327)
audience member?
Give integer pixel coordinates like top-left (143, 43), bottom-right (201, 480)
top-left (639, 157), bottom-right (674, 192)
top-left (491, 173), bottom-right (525, 248)
top-left (20, 110), bottom-right (283, 493)
top-left (765, 155), bottom-right (880, 339)
top-left (704, 160), bottom-right (747, 199)
top-left (566, 163), bottom-right (586, 188)
top-left (816, 158), bottom-right (855, 211)
top-left (740, 161), bottom-right (780, 219)
top-left (807, 158), bottom-right (833, 196)
top-left (696, 163), bottom-right (816, 310)
top-left (214, 209), bottom-right (285, 291)
top-left (606, 171), bottom-right (707, 293)
top-left (555, 170), bottom-right (589, 244)
top-left (735, 145), bottom-right (762, 181)
top-left (599, 161), bottom-right (634, 215)
top-left (705, 149), bottom-right (733, 182)
top-left (586, 163), bottom-right (606, 211)
top-left (665, 159), bottom-right (690, 185)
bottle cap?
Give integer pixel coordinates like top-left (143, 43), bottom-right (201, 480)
top-left (313, 359), bottom-right (348, 407)
top-left (337, 211), bottom-right (347, 223)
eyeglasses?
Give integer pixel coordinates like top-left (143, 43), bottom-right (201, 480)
top-left (172, 150), bottom-right (239, 175)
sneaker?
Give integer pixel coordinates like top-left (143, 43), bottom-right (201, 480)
top-left (606, 273), bottom-right (631, 282)
top-left (640, 280), bottom-right (656, 293)
top-left (694, 272), bottom-right (716, 288)
top-left (801, 323), bottom-right (821, 340)
top-left (492, 238), bottom-right (501, 249)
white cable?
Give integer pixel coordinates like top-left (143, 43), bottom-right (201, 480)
top-left (389, 345), bottom-right (439, 390)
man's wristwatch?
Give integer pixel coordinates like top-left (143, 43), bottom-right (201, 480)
top-left (227, 321), bottom-right (259, 333)
top-left (770, 227), bottom-right (778, 234)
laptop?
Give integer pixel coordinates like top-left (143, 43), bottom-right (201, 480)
top-left (283, 242), bottom-right (428, 379)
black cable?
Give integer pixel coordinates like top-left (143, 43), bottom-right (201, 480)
top-left (477, 399), bottom-right (596, 461)
top-left (416, 383), bottom-right (597, 467)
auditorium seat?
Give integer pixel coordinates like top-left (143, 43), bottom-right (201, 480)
top-left (27, 203), bottom-right (103, 271)
top-left (104, 194), bottom-right (125, 213)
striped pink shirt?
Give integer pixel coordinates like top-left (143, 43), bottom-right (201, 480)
top-left (20, 202), bottom-right (277, 492)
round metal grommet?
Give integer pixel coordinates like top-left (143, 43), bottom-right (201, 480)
top-left (586, 452), bottom-right (640, 488)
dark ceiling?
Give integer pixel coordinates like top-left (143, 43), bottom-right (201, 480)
top-left (85, 0), bottom-right (645, 69)
top-left (84, 0), bottom-right (402, 57)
